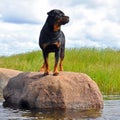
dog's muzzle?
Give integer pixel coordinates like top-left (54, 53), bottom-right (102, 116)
top-left (61, 16), bottom-right (69, 25)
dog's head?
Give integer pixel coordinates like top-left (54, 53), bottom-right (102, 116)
top-left (47, 9), bottom-right (69, 31)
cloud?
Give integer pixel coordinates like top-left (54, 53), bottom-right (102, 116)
top-left (0, 0), bottom-right (51, 24)
top-left (63, 0), bottom-right (120, 49)
top-left (0, 22), bottom-right (40, 56)
top-left (0, 0), bottom-right (50, 56)
top-left (0, 0), bottom-right (120, 56)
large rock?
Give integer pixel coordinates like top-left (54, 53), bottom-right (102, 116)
top-left (3, 72), bottom-right (103, 110)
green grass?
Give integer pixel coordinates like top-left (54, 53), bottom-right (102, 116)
top-left (0, 48), bottom-right (120, 95)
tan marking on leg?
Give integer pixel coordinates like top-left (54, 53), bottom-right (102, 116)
top-left (59, 58), bottom-right (63, 71)
top-left (40, 62), bottom-right (45, 72)
top-left (53, 63), bottom-right (59, 76)
top-left (44, 58), bottom-right (49, 76)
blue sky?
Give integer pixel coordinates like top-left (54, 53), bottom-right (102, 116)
top-left (0, 0), bottom-right (120, 56)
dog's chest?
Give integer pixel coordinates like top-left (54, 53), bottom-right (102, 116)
top-left (42, 41), bottom-right (61, 51)
top-left (41, 30), bottom-right (62, 49)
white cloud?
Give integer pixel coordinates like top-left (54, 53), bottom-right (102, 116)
top-left (0, 0), bottom-right (52, 24)
top-left (63, 0), bottom-right (120, 49)
top-left (0, 22), bottom-right (40, 56)
top-left (0, 0), bottom-right (120, 56)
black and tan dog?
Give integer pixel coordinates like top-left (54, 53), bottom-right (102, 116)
top-left (39, 9), bottom-right (69, 76)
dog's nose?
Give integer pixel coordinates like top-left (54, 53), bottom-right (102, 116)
top-left (66, 16), bottom-right (69, 23)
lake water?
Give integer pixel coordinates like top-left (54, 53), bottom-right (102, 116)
top-left (0, 95), bottom-right (120, 120)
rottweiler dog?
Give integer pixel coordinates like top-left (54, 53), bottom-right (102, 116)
top-left (39, 9), bottom-right (69, 76)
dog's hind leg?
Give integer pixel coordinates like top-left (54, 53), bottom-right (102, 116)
top-left (40, 62), bottom-right (45, 72)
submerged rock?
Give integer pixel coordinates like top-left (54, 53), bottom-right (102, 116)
top-left (3, 71), bottom-right (103, 110)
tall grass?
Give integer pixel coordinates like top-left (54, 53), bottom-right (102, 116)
top-left (0, 48), bottom-right (120, 95)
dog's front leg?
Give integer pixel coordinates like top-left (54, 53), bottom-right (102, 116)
top-left (43, 51), bottom-right (49, 76)
top-left (53, 51), bottom-right (60, 76)
top-left (59, 47), bottom-right (65, 71)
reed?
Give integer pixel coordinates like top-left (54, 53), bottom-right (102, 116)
top-left (0, 48), bottom-right (120, 95)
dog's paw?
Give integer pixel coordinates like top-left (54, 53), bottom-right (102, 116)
top-left (43, 72), bottom-right (49, 76)
top-left (53, 72), bottom-right (59, 76)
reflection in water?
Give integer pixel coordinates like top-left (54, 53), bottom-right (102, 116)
top-left (0, 96), bottom-right (120, 120)
top-left (22, 109), bottom-right (101, 119)
top-left (1, 100), bottom-right (102, 120)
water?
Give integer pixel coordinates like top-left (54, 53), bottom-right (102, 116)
top-left (0, 96), bottom-right (120, 120)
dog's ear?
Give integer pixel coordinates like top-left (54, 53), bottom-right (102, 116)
top-left (47, 10), bottom-right (54, 16)
top-left (47, 9), bottom-right (65, 17)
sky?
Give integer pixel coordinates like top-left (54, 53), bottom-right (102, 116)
top-left (0, 0), bottom-right (120, 56)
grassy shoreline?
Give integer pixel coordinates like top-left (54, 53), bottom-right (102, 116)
top-left (0, 48), bottom-right (120, 95)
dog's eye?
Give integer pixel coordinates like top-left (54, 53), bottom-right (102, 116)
top-left (55, 15), bottom-right (61, 19)
top-left (55, 13), bottom-right (64, 20)
top-left (60, 13), bottom-right (64, 17)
